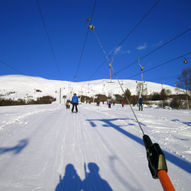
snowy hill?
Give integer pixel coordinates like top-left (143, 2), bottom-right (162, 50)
top-left (0, 103), bottom-right (191, 190)
top-left (0, 75), bottom-right (181, 101)
top-left (0, 76), bottom-right (190, 191)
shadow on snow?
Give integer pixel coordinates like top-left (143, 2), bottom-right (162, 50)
top-left (0, 139), bottom-right (29, 155)
top-left (172, 119), bottom-right (191, 127)
top-left (55, 163), bottom-right (113, 191)
top-left (87, 117), bottom-right (191, 174)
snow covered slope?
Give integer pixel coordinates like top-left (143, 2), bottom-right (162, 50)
top-left (0, 75), bottom-right (181, 101)
top-left (0, 103), bottom-right (190, 190)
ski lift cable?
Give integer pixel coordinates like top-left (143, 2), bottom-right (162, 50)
top-left (116, 28), bottom-right (191, 74)
top-left (141, 27), bottom-right (191, 61)
top-left (87, 60), bottom-right (105, 80)
top-left (89, 25), bottom-right (145, 134)
top-left (73, 0), bottom-right (97, 81)
top-left (93, 31), bottom-right (112, 64)
top-left (111, 64), bottom-right (175, 191)
top-left (109, 0), bottom-right (161, 58)
top-left (87, 0), bottom-right (160, 81)
top-left (35, 0), bottom-right (62, 77)
top-left (116, 27), bottom-right (191, 74)
top-left (0, 59), bottom-right (25, 76)
top-left (127, 50), bottom-right (191, 79)
top-left (90, 25), bottom-right (175, 191)
top-left (112, 66), bottom-right (145, 135)
top-left (0, 58), bottom-right (46, 83)
top-left (74, 27), bottom-right (89, 81)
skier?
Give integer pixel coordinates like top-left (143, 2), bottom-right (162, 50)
top-left (71, 93), bottom-right (79, 113)
top-left (108, 99), bottom-right (112, 108)
top-left (121, 101), bottom-right (125, 107)
top-left (138, 96), bottom-right (143, 111)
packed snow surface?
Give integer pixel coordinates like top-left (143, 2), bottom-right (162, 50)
top-left (0, 103), bottom-right (191, 191)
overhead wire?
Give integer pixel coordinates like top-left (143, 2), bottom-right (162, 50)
top-left (93, 31), bottom-right (111, 64)
top-left (85, 1), bottom-right (177, 189)
top-left (0, 58), bottom-right (48, 83)
top-left (110, 0), bottom-right (161, 57)
top-left (127, 50), bottom-right (191, 80)
top-left (111, 65), bottom-right (145, 135)
top-left (73, 0), bottom-right (97, 81)
top-left (89, 28), bottom-right (191, 133)
top-left (0, 0), bottom-right (61, 82)
top-left (116, 27), bottom-right (191, 74)
top-left (90, 26), bottom-right (145, 135)
top-left (89, 12), bottom-right (177, 191)
top-left (0, 59), bottom-right (25, 75)
top-left (87, 0), bottom-right (191, 135)
top-left (35, 0), bottom-right (62, 77)
top-left (87, 0), bottom-right (160, 80)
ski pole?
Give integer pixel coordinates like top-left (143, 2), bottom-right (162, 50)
top-left (143, 134), bottom-right (175, 191)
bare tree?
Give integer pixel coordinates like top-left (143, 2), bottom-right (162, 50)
top-left (176, 68), bottom-right (191, 109)
top-left (176, 68), bottom-right (191, 92)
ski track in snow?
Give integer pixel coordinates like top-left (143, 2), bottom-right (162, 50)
top-left (0, 104), bottom-right (61, 130)
top-left (0, 103), bottom-right (191, 191)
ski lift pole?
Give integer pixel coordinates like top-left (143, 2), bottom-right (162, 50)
top-left (109, 63), bottom-right (112, 82)
top-left (109, 56), bottom-right (113, 82)
top-left (88, 22), bottom-right (114, 82)
top-left (143, 134), bottom-right (175, 191)
top-left (138, 57), bottom-right (144, 81)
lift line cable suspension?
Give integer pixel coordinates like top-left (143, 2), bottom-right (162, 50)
top-left (89, 24), bottom-right (175, 191)
top-left (73, 0), bottom-right (97, 81)
top-left (109, 0), bottom-right (161, 58)
top-left (111, 66), bottom-right (145, 135)
top-left (0, 58), bottom-right (48, 83)
top-left (116, 27), bottom-right (191, 74)
top-left (112, 62), bottom-right (175, 191)
top-left (90, 25), bottom-right (149, 135)
top-left (87, 0), bottom-right (160, 81)
top-left (35, 0), bottom-right (62, 77)
top-left (127, 50), bottom-right (191, 80)
top-left (0, 59), bottom-right (25, 76)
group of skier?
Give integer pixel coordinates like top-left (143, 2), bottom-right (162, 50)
top-left (66, 93), bottom-right (143, 112)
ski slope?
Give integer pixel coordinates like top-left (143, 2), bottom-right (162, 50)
top-left (0, 103), bottom-right (191, 191)
top-left (0, 75), bottom-right (182, 101)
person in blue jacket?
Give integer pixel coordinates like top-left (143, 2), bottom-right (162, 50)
top-left (71, 93), bottom-right (79, 113)
top-left (138, 96), bottom-right (143, 111)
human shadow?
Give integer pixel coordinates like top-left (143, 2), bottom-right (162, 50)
top-left (83, 162), bottom-right (113, 191)
top-left (55, 163), bottom-right (113, 191)
top-left (87, 118), bottom-right (191, 174)
top-left (55, 164), bottom-right (82, 191)
top-left (0, 139), bottom-right (29, 155)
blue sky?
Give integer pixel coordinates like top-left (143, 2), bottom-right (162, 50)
top-left (0, 0), bottom-right (191, 87)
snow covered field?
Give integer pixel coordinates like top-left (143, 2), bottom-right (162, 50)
top-left (0, 103), bottom-right (191, 191)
